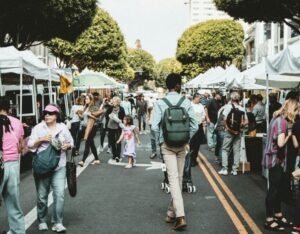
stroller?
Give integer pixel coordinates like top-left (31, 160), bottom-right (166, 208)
top-left (160, 148), bottom-right (196, 194)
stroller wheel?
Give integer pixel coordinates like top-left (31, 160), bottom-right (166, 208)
top-left (188, 185), bottom-right (193, 193)
top-left (192, 186), bottom-right (196, 193)
top-left (161, 182), bottom-right (165, 190)
top-left (165, 185), bottom-right (170, 194)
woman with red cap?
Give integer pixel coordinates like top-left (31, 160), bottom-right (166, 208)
top-left (28, 104), bottom-right (73, 233)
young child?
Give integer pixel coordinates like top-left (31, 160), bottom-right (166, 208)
top-left (117, 115), bottom-right (141, 168)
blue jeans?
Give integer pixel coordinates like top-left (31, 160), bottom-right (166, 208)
top-left (34, 167), bottom-right (66, 225)
top-left (207, 122), bottom-right (216, 149)
top-left (0, 161), bottom-right (25, 234)
top-left (215, 130), bottom-right (225, 159)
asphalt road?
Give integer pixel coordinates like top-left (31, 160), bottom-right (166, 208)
top-left (0, 131), bottom-right (297, 233)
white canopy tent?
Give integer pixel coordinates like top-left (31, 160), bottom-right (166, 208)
top-left (198, 66), bottom-right (225, 88)
top-left (0, 46), bottom-right (59, 122)
top-left (207, 64), bottom-right (240, 87)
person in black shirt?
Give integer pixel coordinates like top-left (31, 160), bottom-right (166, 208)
top-left (269, 93), bottom-right (281, 122)
top-left (205, 93), bottom-right (222, 151)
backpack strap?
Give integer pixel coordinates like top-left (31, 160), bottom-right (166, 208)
top-left (176, 97), bottom-right (186, 107)
top-left (162, 98), bottom-right (173, 107)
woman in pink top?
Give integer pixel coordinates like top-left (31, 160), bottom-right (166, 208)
top-left (0, 96), bottom-right (25, 234)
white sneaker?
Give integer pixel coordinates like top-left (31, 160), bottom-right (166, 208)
top-left (52, 223), bottom-right (67, 233)
top-left (125, 164), bottom-right (132, 169)
top-left (218, 168), bottom-right (228, 176)
top-left (38, 223), bottom-right (48, 231)
top-left (231, 170), bottom-right (238, 176)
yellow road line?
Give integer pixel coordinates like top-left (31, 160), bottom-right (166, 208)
top-left (199, 152), bottom-right (262, 234)
top-left (198, 160), bottom-right (248, 233)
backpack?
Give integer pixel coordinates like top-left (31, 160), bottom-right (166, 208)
top-left (162, 97), bottom-right (190, 147)
top-left (225, 104), bottom-right (244, 135)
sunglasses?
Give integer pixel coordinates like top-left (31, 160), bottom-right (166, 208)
top-left (44, 111), bottom-right (56, 116)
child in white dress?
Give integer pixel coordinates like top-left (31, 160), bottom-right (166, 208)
top-left (117, 115), bottom-right (141, 168)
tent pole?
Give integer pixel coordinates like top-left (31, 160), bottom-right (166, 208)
top-left (266, 73), bottom-right (270, 133)
top-left (0, 72), bottom-right (3, 96)
top-left (33, 78), bottom-right (38, 124)
top-left (48, 68), bottom-right (53, 103)
top-left (20, 72), bottom-right (23, 122)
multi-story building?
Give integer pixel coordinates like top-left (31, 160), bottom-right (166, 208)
top-left (30, 44), bottom-right (57, 68)
top-left (188, 0), bottom-right (230, 25)
top-left (244, 22), bottom-right (300, 69)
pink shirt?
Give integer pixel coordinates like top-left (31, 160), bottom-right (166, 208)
top-left (3, 116), bottom-right (24, 162)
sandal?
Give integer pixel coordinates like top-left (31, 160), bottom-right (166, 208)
top-left (264, 219), bottom-right (285, 231)
top-left (91, 160), bottom-right (101, 165)
top-left (78, 161), bottom-right (84, 167)
top-left (274, 215), bottom-right (293, 227)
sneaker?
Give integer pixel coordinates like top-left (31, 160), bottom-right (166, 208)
top-left (116, 157), bottom-right (120, 162)
top-left (52, 223), bottom-right (66, 233)
top-left (38, 223), bottom-right (48, 231)
top-left (231, 170), bottom-right (238, 176)
top-left (150, 153), bottom-right (157, 159)
top-left (125, 164), bottom-right (132, 169)
top-left (218, 168), bottom-right (228, 176)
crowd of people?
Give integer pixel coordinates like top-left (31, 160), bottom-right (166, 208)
top-left (0, 73), bottom-right (300, 233)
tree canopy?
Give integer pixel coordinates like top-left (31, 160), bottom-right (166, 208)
top-left (47, 8), bottom-right (133, 81)
top-left (127, 48), bottom-right (157, 81)
top-left (0, 0), bottom-right (97, 50)
top-left (156, 58), bottom-right (182, 87)
top-left (176, 19), bottom-right (244, 79)
top-left (214, 0), bottom-right (300, 33)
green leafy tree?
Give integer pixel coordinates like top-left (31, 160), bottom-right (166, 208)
top-left (156, 58), bottom-right (182, 87)
top-left (176, 20), bottom-right (244, 79)
top-left (127, 48), bottom-right (157, 86)
top-left (47, 8), bottom-right (133, 82)
top-left (214, 0), bottom-right (300, 33)
top-left (0, 0), bottom-right (97, 50)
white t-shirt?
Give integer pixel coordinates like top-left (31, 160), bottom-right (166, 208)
top-left (191, 102), bottom-right (205, 125)
top-left (70, 105), bottom-right (83, 123)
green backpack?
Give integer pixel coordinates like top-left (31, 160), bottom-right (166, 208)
top-left (162, 97), bottom-right (190, 147)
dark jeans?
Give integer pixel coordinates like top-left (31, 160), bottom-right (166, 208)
top-left (189, 124), bottom-right (204, 164)
top-left (70, 121), bottom-right (80, 147)
top-left (82, 125), bottom-right (99, 162)
top-left (75, 126), bottom-right (85, 152)
top-left (149, 124), bottom-right (156, 154)
top-left (108, 128), bottom-right (122, 159)
top-left (266, 165), bottom-right (284, 217)
top-left (100, 124), bottom-right (108, 147)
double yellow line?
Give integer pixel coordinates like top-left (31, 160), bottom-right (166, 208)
top-left (198, 152), bottom-right (262, 234)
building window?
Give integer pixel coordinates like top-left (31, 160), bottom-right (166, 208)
top-left (264, 23), bottom-right (271, 40)
top-left (279, 23), bottom-right (284, 38)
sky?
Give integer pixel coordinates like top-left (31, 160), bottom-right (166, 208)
top-left (99, 0), bottom-right (189, 62)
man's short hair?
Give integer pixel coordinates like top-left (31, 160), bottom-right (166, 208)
top-left (166, 73), bottom-right (182, 90)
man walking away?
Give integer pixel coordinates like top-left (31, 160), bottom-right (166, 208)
top-left (152, 73), bottom-right (198, 231)
top-left (136, 94), bottom-right (147, 134)
top-left (205, 93), bottom-right (222, 151)
top-left (219, 92), bottom-right (248, 176)
top-left (121, 96), bottom-right (132, 116)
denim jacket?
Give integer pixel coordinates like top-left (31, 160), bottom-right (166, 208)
top-left (151, 92), bottom-right (198, 145)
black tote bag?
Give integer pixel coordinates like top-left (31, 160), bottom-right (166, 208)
top-left (66, 152), bottom-right (77, 197)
